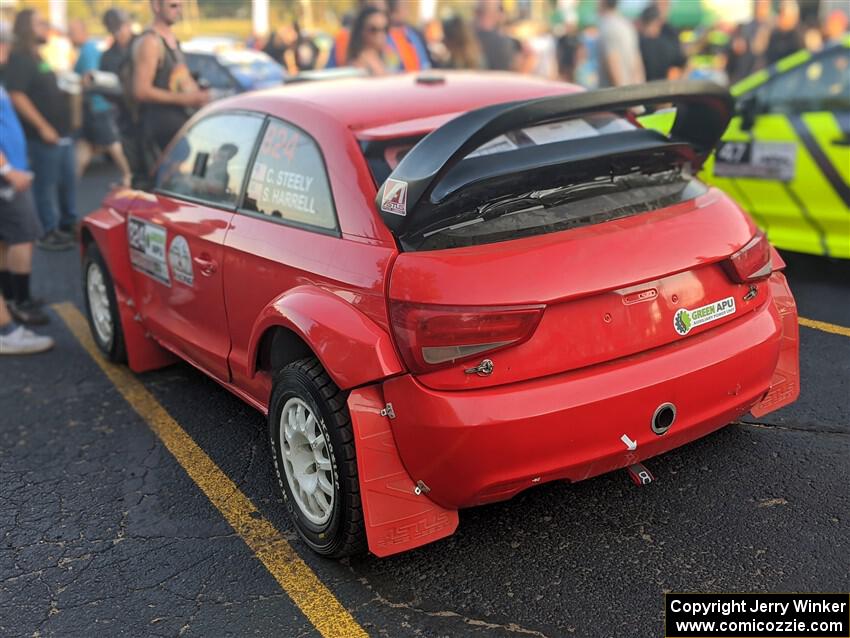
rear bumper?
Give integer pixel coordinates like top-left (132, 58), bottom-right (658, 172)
top-left (384, 273), bottom-right (798, 510)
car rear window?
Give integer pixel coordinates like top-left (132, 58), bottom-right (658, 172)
top-left (416, 171), bottom-right (706, 250)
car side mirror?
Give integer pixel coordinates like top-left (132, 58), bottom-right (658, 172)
top-left (738, 96), bottom-right (759, 132)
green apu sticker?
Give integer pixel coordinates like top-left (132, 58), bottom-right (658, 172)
top-left (673, 297), bottom-right (736, 336)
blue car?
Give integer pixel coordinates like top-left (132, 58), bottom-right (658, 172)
top-left (184, 44), bottom-right (286, 99)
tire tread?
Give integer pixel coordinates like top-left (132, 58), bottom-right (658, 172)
top-left (82, 242), bottom-right (127, 363)
top-left (272, 357), bottom-right (366, 557)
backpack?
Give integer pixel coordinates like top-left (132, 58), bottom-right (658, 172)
top-left (117, 30), bottom-right (174, 124)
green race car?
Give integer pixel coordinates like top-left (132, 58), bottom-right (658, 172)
top-left (644, 37), bottom-right (850, 258)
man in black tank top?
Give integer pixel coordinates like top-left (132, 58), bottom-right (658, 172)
top-left (132, 0), bottom-right (209, 157)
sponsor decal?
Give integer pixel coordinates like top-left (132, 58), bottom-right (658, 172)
top-left (381, 179), bottom-right (408, 216)
top-left (673, 296), bottom-right (736, 335)
top-left (247, 161), bottom-right (318, 217)
top-left (128, 217), bottom-right (170, 285)
top-left (466, 134), bottom-right (518, 158)
top-left (714, 141), bottom-right (797, 181)
top-left (168, 235), bottom-right (194, 286)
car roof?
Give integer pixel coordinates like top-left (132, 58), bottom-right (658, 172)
top-left (227, 71), bottom-right (581, 134)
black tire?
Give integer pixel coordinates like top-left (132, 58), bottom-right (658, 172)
top-left (268, 357), bottom-right (366, 557)
top-left (82, 242), bottom-right (126, 362)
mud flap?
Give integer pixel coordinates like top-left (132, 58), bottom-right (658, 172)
top-left (348, 386), bottom-right (459, 557)
top-left (751, 272), bottom-right (800, 417)
top-left (115, 285), bottom-right (177, 373)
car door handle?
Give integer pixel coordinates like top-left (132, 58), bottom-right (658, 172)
top-left (193, 254), bottom-right (218, 276)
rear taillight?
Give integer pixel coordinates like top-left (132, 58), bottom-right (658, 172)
top-left (389, 302), bottom-right (544, 374)
top-left (723, 231), bottom-right (772, 283)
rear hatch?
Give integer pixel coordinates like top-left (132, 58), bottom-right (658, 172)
top-left (374, 82), bottom-right (774, 390)
top-left (388, 189), bottom-right (769, 391)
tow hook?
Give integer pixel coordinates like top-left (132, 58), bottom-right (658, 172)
top-left (627, 462), bottom-right (655, 486)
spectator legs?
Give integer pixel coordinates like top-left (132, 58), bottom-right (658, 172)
top-left (30, 140), bottom-right (62, 234)
top-left (57, 141), bottom-right (78, 233)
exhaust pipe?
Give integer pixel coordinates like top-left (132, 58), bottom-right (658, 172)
top-left (651, 403), bottom-right (676, 435)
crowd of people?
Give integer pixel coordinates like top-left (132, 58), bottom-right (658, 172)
top-left (0, 0), bottom-right (847, 356)
top-left (254, 0), bottom-right (848, 87)
top-left (0, 0), bottom-right (210, 355)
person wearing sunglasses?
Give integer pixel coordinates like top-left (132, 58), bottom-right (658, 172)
top-left (132, 0), bottom-right (209, 167)
top-left (346, 7), bottom-right (399, 76)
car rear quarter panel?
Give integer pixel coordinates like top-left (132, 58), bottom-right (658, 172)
top-left (242, 283), bottom-right (403, 392)
top-left (224, 224), bottom-right (403, 406)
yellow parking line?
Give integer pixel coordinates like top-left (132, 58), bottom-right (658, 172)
top-left (799, 316), bottom-right (850, 338)
top-left (54, 303), bottom-right (368, 638)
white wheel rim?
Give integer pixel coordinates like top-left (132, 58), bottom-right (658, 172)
top-left (86, 262), bottom-right (113, 346)
top-left (279, 397), bottom-right (335, 525)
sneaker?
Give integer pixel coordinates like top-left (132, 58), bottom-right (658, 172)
top-left (56, 223), bottom-right (80, 241)
top-left (0, 325), bottom-right (54, 355)
top-left (36, 231), bottom-right (74, 252)
top-left (8, 299), bottom-right (50, 326)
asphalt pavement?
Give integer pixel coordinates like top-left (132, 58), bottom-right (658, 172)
top-left (1, 162), bottom-right (848, 638)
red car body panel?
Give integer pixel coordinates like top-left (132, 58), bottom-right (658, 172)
top-left (266, 72), bottom-right (580, 133)
top-left (384, 278), bottom-right (790, 509)
top-left (81, 73), bottom-right (800, 557)
top-left (388, 189), bottom-right (762, 391)
top-left (751, 271), bottom-right (800, 418)
top-left (126, 193), bottom-right (234, 381)
top-left (348, 385), bottom-right (459, 557)
top-left (239, 283), bottom-right (402, 393)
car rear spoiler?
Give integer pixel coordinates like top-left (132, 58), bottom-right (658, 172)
top-left (374, 80), bottom-right (733, 239)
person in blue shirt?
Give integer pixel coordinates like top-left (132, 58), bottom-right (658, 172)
top-left (68, 19), bottom-right (132, 185)
top-left (0, 23), bottom-right (54, 346)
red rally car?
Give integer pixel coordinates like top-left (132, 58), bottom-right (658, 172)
top-left (80, 74), bottom-right (800, 558)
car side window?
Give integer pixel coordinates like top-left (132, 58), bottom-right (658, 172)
top-left (758, 49), bottom-right (850, 114)
top-left (242, 118), bottom-right (339, 232)
top-left (157, 112), bottom-right (264, 207)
